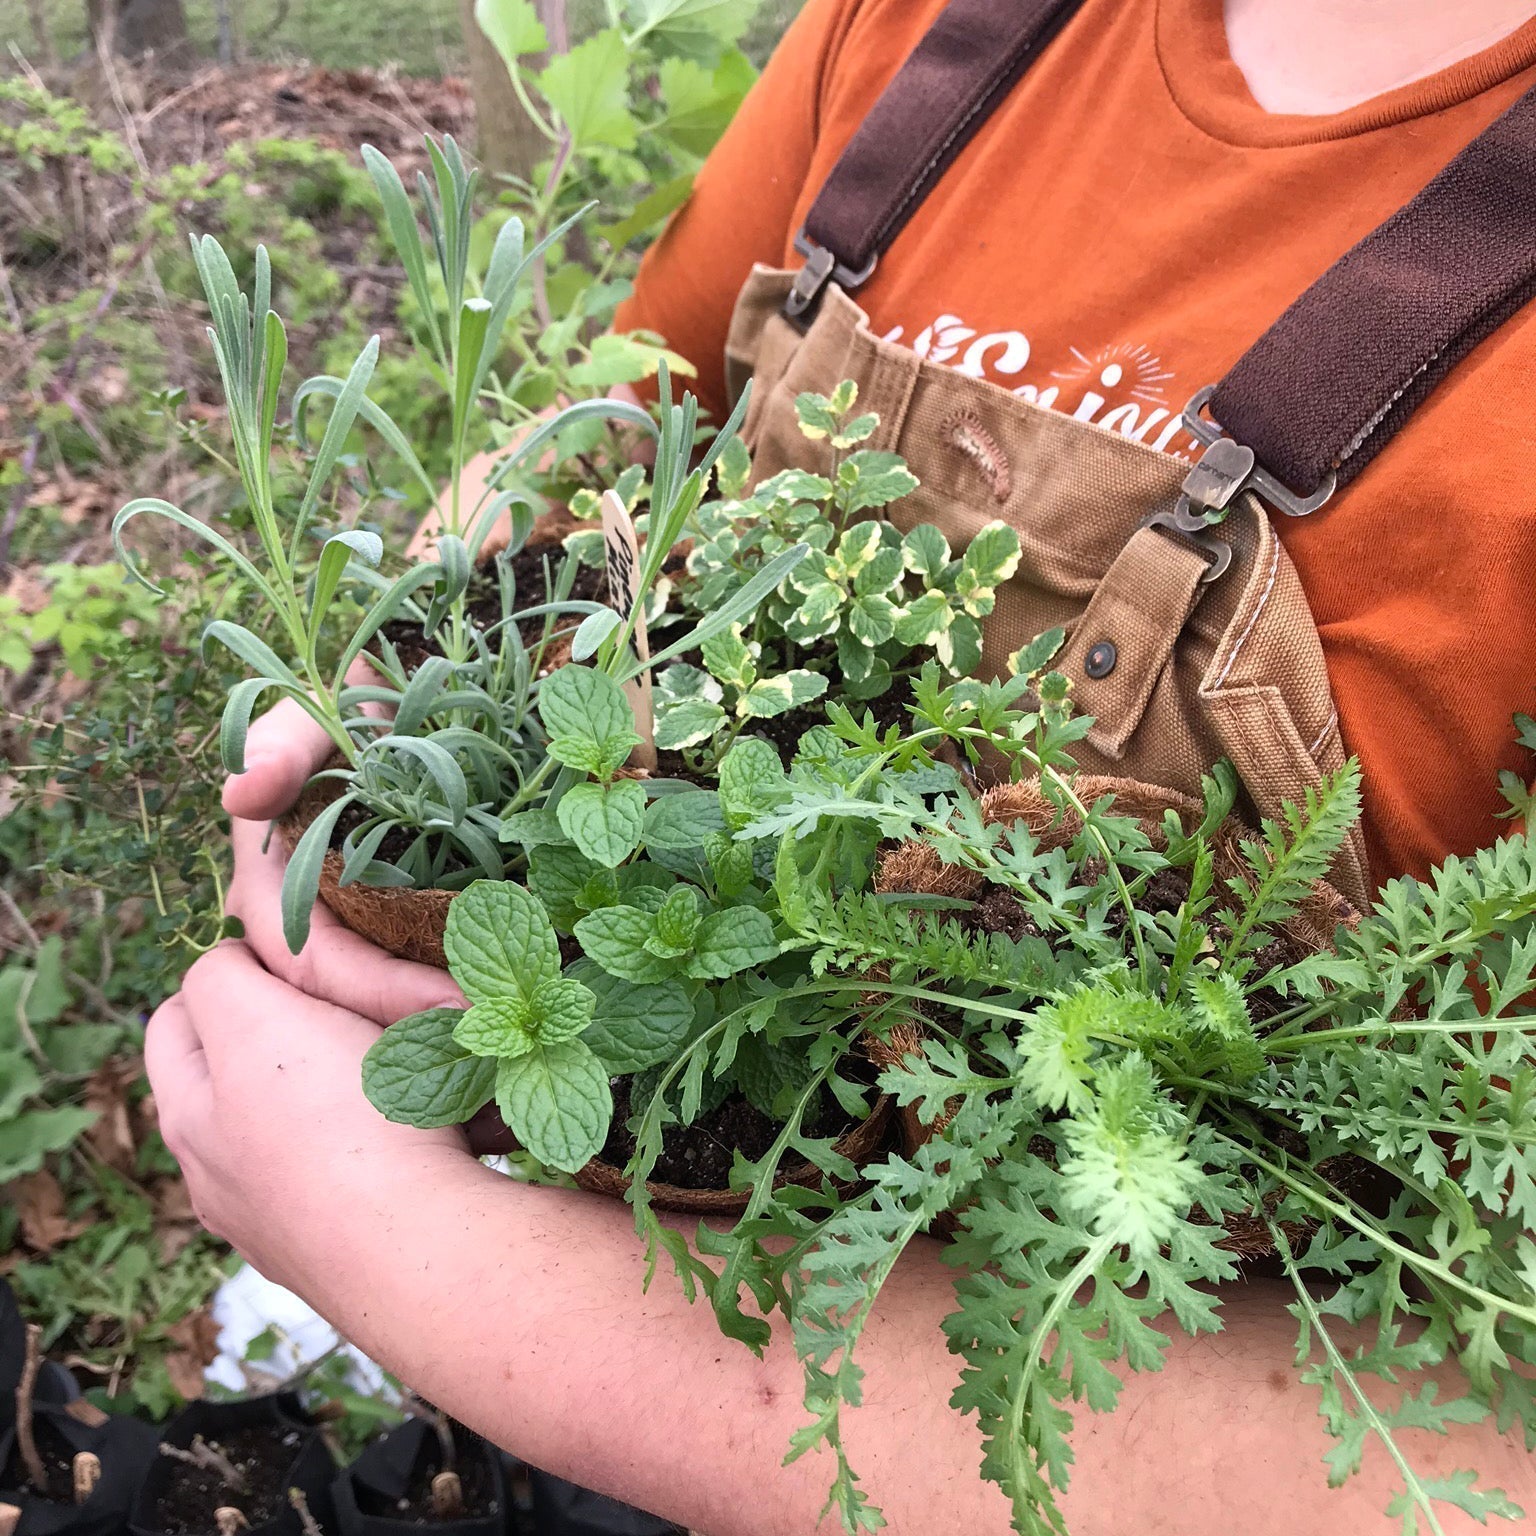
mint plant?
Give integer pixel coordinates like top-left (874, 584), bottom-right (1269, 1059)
top-left (655, 381), bottom-right (1023, 760)
top-left (652, 626), bottom-right (828, 758)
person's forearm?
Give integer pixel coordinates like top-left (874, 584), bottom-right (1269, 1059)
top-left (302, 1152), bottom-right (1531, 1536)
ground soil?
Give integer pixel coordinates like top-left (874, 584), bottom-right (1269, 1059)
top-left (150, 1425), bottom-right (307, 1534)
top-left (2, 1415), bottom-right (77, 1500)
top-left (356, 1430), bottom-right (498, 1526)
top-left (601, 1079), bottom-right (849, 1191)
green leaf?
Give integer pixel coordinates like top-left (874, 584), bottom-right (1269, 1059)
top-left (700, 625), bottom-right (755, 691)
top-left (717, 736), bottom-right (786, 829)
top-left (716, 434), bottom-right (752, 499)
top-left (628, 0), bottom-right (756, 57)
top-left (362, 1009), bottom-right (498, 1127)
top-left (538, 30), bottom-right (637, 154)
top-left (572, 606), bottom-right (623, 661)
top-left (445, 879), bottom-right (560, 1004)
top-left (495, 1041), bottom-right (612, 1173)
top-left (0, 1107), bottom-right (97, 1183)
top-left (527, 975), bottom-right (597, 1044)
top-left (795, 389), bottom-right (843, 441)
top-left (649, 884), bottom-right (703, 956)
top-left (741, 670), bottom-right (828, 720)
top-left (960, 519), bottom-right (1023, 589)
top-left (686, 906), bottom-right (780, 979)
top-left (574, 904), bottom-right (681, 983)
top-left (1009, 626), bottom-right (1066, 680)
top-left (538, 664), bottom-right (640, 768)
top-left (280, 791), bottom-right (356, 955)
top-left (838, 451), bottom-right (919, 514)
top-left (784, 580), bottom-right (843, 641)
top-left (454, 998), bottom-right (537, 1059)
top-left (597, 174), bottom-right (696, 249)
top-left (903, 523), bottom-right (951, 581)
top-left (474, 0), bottom-right (547, 65)
top-left (846, 593), bottom-right (899, 647)
top-left (0, 1052), bottom-right (42, 1120)
top-left (654, 698), bottom-right (726, 751)
top-left (578, 970), bottom-right (695, 1074)
top-left (557, 779), bottom-right (646, 867)
top-left (643, 790), bottom-right (726, 850)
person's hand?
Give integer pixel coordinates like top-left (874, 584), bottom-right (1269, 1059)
top-left (222, 696), bottom-right (513, 1152)
top-left (145, 940), bottom-right (476, 1294)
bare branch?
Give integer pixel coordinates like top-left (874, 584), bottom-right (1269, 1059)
top-left (288, 1488), bottom-right (324, 1536)
top-left (15, 1324), bottom-right (47, 1493)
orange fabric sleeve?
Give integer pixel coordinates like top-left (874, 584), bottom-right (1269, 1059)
top-left (615, 0), bottom-right (861, 421)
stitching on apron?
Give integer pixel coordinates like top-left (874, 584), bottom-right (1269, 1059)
top-left (1307, 710), bottom-right (1339, 757)
top-left (1212, 533), bottom-right (1280, 691)
top-left (941, 410), bottom-right (1012, 501)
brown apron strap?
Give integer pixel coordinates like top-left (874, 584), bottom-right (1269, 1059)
top-left (786, 0), bottom-right (1088, 321)
top-left (1210, 83), bottom-right (1536, 497)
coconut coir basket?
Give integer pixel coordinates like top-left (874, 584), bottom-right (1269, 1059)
top-left (869, 773), bottom-right (1361, 1259)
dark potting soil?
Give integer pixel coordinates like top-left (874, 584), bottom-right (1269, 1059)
top-left (600, 1079), bottom-right (849, 1191)
top-left (330, 795), bottom-right (424, 869)
top-left (2, 1415), bottom-right (76, 1499)
top-left (150, 1425), bottom-right (307, 1534)
top-left (378, 544), bottom-right (608, 675)
top-left (356, 1439), bottom-right (498, 1526)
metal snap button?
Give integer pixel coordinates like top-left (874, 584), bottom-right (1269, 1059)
top-left (1084, 640), bottom-right (1117, 679)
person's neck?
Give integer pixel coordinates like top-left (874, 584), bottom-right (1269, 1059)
top-left (1223, 0), bottom-right (1535, 113)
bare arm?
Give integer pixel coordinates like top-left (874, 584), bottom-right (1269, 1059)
top-left (146, 933), bottom-right (1532, 1536)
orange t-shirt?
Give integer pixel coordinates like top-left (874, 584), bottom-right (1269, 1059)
top-left (617, 0), bottom-right (1536, 886)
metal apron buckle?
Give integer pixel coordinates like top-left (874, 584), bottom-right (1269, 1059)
top-left (1141, 385), bottom-right (1339, 583)
top-left (782, 230), bottom-right (878, 325)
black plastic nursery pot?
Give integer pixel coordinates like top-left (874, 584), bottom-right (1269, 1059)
top-left (331, 1418), bottom-right (503, 1536)
top-left (0, 1324), bottom-right (160, 1536)
top-left (128, 1394), bottom-right (336, 1536)
top-left (523, 1470), bottom-right (681, 1536)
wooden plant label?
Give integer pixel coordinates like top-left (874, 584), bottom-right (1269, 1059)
top-left (600, 489), bottom-right (657, 769)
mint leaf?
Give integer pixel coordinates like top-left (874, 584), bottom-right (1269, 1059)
top-left (686, 906), bottom-right (781, 979)
top-left (643, 790), bottom-right (726, 850)
top-left (495, 1040), bottom-right (613, 1173)
top-left (546, 729), bottom-right (634, 780)
top-left (648, 884), bottom-right (703, 957)
top-left (537, 664), bottom-right (641, 772)
top-left (527, 975), bottom-right (597, 1044)
top-left (655, 697), bottom-right (726, 750)
top-left (453, 998), bottom-right (536, 1059)
top-left (575, 904), bottom-right (683, 983)
top-left (700, 625), bottom-right (754, 691)
top-left (557, 779), bottom-right (646, 867)
top-left (741, 670), bottom-right (827, 720)
top-left (527, 845), bottom-right (601, 930)
top-left (902, 523), bottom-right (950, 581)
top-left (498, 807), bottom-right (568, 848)
top-left (717, 736), bottom-right (787, 829)
top-left (445, 880), bottom-right (560, 1004)
top-left (362, 1009), bottom-right (499, 1128)
top-left (578, 969), bottom-right (696, 1073)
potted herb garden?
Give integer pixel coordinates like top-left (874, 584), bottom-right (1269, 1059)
top-left (121, 136), bottom-right (1536, 1536)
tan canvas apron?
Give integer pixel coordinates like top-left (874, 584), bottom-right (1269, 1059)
top-left (725, 274), bottom-right (1369, 908)
top-left (714, 0), bottom-right (1536, 915)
